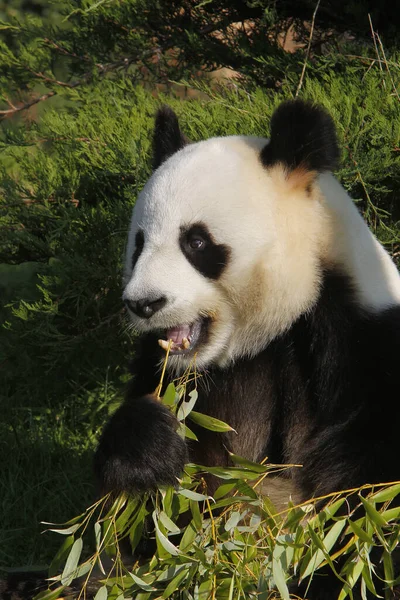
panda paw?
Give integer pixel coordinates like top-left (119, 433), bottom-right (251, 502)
top-left (94, 394), bottom-right (188, 494)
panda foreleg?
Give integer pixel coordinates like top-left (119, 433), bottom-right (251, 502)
top-left (93, 394), bottom-right (188, 495)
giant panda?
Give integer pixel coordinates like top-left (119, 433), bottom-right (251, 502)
top-left (94, 100), bottom-right (400, 598)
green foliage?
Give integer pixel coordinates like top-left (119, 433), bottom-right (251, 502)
top-left (1, 71), bottom-right (400, 573)
top-left (35, 384), bottom-right (400, 600)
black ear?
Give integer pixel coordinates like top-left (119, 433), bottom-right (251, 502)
top-left (152, 106), bottom-right (188, 170)
top-left (260, 100), bottom-right (340, 174)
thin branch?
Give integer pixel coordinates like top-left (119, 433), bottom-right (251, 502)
top-left (368, 14), bottom-right (385, 87)
top-left (295, 0), bottom-right (320, 98)
top-left (0, 90), bottom-right (57, 118)
top-left (0, 56), bottom-right (135, 121)
top-left (375, 31), bottom-right (400, 102)
top-left (28, 69), bottom-right (78, 88)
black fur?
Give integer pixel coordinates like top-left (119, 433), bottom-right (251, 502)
top-left (152, 106), bottom-right (187, 170)
top-left (260, 100), bottom-right (340, 174)
top-left (96, 269), bottom-right (400, 597)
top-left (131, 229), bottom-right (144, 270)
top-left (94, 394), bottom-right (188, 494)
top-left (179, 222), bottom-right (231, 280)
top-left (96, 269), bottom-right (400, 496)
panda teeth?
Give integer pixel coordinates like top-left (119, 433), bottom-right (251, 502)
top-left (158, 337), bottom-right (191, 353)
top-left (158, 339), bottom-right (173, 352)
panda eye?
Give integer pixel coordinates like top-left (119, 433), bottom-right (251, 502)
top-left (189, 237), bottom-right (205, 250)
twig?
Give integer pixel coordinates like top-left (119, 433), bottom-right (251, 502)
top-left (0, 56), bottom-right (134, 121)
top-left (295, 0), bottom-right (320, 98)
top-left (375, 31), bottom-right (400, 102)
top-left (368, 14), bottom-right (385, 88)
top-left (0, 90), bottom-right (57, 118)
top-left (27, 69), bottom-right (78, 88)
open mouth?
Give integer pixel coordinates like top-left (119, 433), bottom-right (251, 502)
top-left (158, 318), bottom-right (205, 355)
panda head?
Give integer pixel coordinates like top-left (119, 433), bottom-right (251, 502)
top-left (123, 100), bottom-right (340, 372)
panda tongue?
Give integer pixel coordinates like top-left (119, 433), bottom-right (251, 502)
top-left (166, 324), bottom-right (192, 344)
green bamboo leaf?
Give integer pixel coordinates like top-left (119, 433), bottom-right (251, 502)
top-left (163, 383), bottom-right (177, 407)
top-left (129, 572), bottom-right (157, 592)
top-left (228, 452), bottom-right (268, 473)
top-left (369, 484), bottom-right (400, 503)
top-left (214, 481), bottom-right (237, 500)
top-left (177, 390), bottom-right (198, 420)
top-left (272, 545), bottom-right (290, 600)
top-left (157, 563), bottom-right (192, 582)
top-left (178, 488), bottom-right (211, 501)
top-left (115, 498), bottom-right (139, 531)
top-left (188, 411), bottom-right (235, 432)
top-left (61, 538), bottom-right (83, 586)
top-left (383, 550), bottom-right (395, 585)
top-left (46, 524), bottom-right (80, 535)
top-left (228, 576), bottom-right (235, 600)
top-left (179, 521), bottom-right (197, 552)
top-left (361, 562), bottom-right (378, 596)
top-left (48, 535), bottom-right (74, 578)
top-left (381, 506), bottom-right (400, 522)
top-left (158, 510), bottom-right (180, 534)
top-left (348, 520), bottom-right (374, 544)
top-left (359, 497), bottom-right (387, 527)
top-left (94, 586), bottom-right (108, 600)
top-left (162, 566), bottom-right (189, 598)
top-left (94, 522), bottom-right (102, 550)
top-left (338, 558), bottom-right (364, 600)
top-left (129, 503), bottom-right (148, 552)
top-left (153, 512), bottom-right (180, 556)
top-left (190, 499), bottom-right (202, 530)
top-left (323, 498), bottom-right (346, 519)
top-left (182, 424), bottom-right (198, 441)
top-left (33, 586), bottom-right (66, 600)
top-left (302, 520), bottom-right (346, 579)
top-left (224, 511), bottom-right (242, 532)
top-left (211, 495), bottom-right (256, 510)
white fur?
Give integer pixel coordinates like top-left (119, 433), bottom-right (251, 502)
top-left (319, 173), bottom-right (400, 309)
top-left (123, 136), bottom-right (400, 371)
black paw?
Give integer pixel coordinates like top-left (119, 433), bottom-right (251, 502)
top-left (94, 394), bottom-right (188, 494)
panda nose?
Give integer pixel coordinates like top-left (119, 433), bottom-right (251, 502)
top-left (124, 296), bottom-right (167, 319)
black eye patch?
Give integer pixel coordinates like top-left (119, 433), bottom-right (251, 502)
top-left (179, 222), bottom-right (231, 280)
top-left (131, 229), bottom-right (144, 270)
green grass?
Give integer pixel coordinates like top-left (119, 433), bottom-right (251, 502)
top-left (1, 61), bottom-right (400, 576)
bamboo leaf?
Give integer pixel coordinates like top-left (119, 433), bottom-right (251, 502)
top-left (161, 566), bottom-right (189, 598)
top-left (188, 411), bottom-right (235, 432)
top-left (129, 573), bottom-right (157, 592)
top-left (158, 510), bottom-right (180, 534)
top-left (48, 535), bottom-right (74, 578)
top-left (178, 488), bottom-right (211, 501)
top-left (369, 484), bottom-right (400, 504)
top-left (301, 520), bottom-right (346, 579)
top-left (153, 512), bottom-right (180, 556)
top-left (228, 452), bottom-right (268, 473)
top-left (272, 545), bottom-right (290, 600)
top-left (61, 538), bottom-right (83, 586)
top-left (33, 587), bottom-right (66, 600)
top-left (179, 520), bottom-right (197, 552)
top-left (94, 586), bottom-right (108, 600)
top-left (359, 497), bottom-right (387, 527)
top-left (348, 520), bottom-right (374, 544)
top-left (177, 390), bottom-right (198, 420)
top-left (163, 383), bottom-right (178, 407)
top-left (182, 424), bottom-right (198, 441)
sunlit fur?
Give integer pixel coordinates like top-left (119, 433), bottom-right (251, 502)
top-left (123, 136), bottom-right (400, 372)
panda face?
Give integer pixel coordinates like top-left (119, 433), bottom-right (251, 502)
top-left (121, 101), bottom-right (400, 372)
top-left (123, 129), bottom-right (329, 372)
